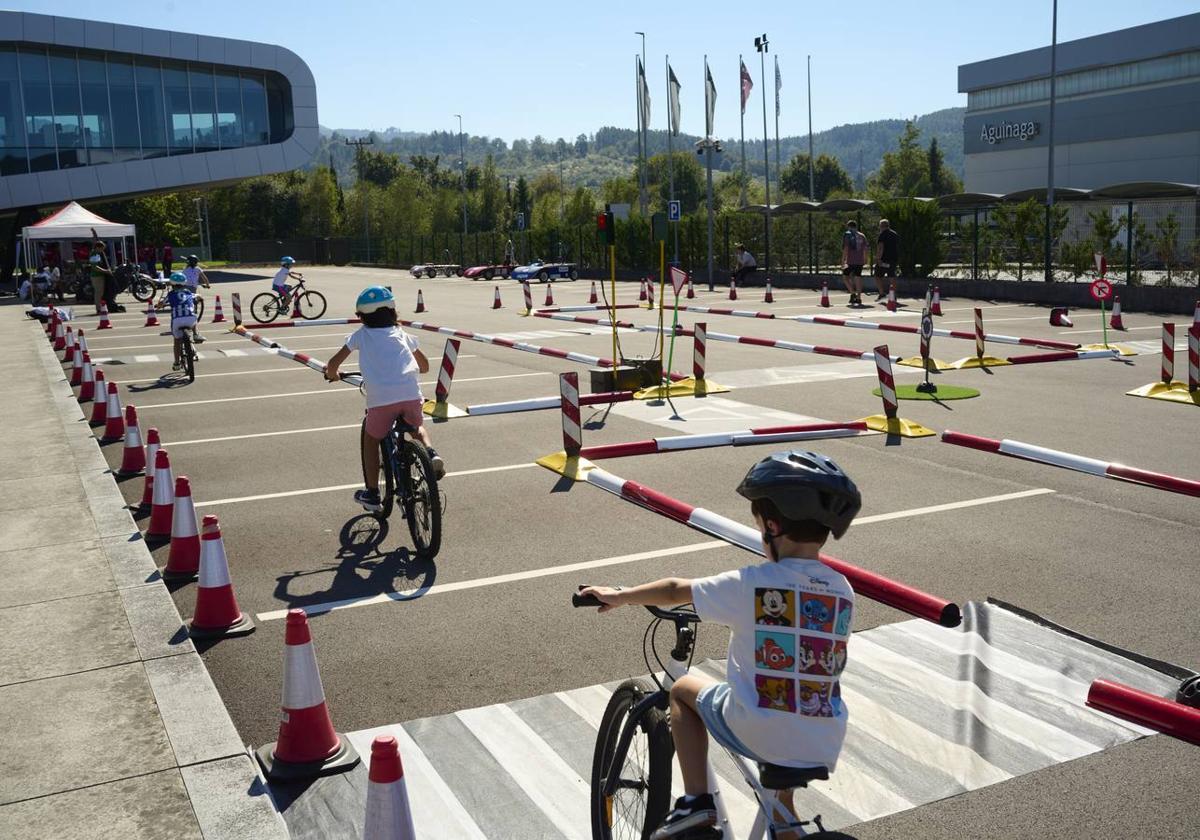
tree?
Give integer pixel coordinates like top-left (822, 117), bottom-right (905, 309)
top-left (301, 168), bottom-right (340, 236)
top-left (1152, 213), bottom-right (1181, 283)
top-left (357, 149), bottom-right (404, 188)
top-left (513, 176), bottom-right (532, 227)
top-left (992, 198), bottom-right (1046, 281)
top-left (872, 197), bottom-right (946, 278)
top-left (646, 153), bottom-right (706, 214)
top-left (869, 121), bottom-right (930, 197)
top-left (574, 134), bottom-right (589, 156)
top-left (564, 186), bottom-right (597, 228)
top-left (477, 154), bottom-right (504, 233)
top-left (927, 139), bottom-right (951, 196)
top-left (780, 153), bottom-right (853, 201)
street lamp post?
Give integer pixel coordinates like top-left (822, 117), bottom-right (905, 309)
top-left (1044, 0), bottom-right (1058, 282)
top-left (345, 136), bottom-right (374, 262)
top-left (455, 114), bottom-right (467, 266)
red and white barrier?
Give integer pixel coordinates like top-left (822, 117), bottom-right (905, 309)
top-left (468, 389), bottom-right (636, 417)
top-left (231, 292), bottom-right (243, 325)
top-left (571, 465), bottom-right (961, 627)
top-left (434, 339), bottom-right (460, 404)
top-left (77, 353), bottom-right (96, 402)
top-left (1004, 348), bottom-right (1118, 365)
top-left (646, 279), bottom-right (655, 309)
top-left (974, 308), bottom-right (985, 359)
top-left (188, 515), bottom-right (254, 639)
top-left (363, 735), bottom-right (417, 840)
top-left (146, 449), bottom-right (175, 538)
top-left (1087, 679), bottom-right (1200, 747)
top-left (1161, 323), bottom-right (1176, 384)
top-left (559, 372), bottom-right (582, 458)
top-left (522, 282), bottom-right (533, 313)
top-left (118, 405), bottom-right (146, 476)
top-left (414, 290), bottom-right (425, 313)
top-left (89, 369), bottom-right (108, 424)
top-left (536, 304), bottom-right (641, 314)
top-left (256, 608), bottom-right (359, 780)
top-left (141, 429), bottom-right (161, 510)
top-left (164, 475), bottom-right (201, 579)
top-left (764, 279), bottom-right (774, 303)
top-left (693, 322), bottom-right (708, 380)
top-left (638, 280), bottom-right (647, 302)
top-left (97, 302), bottom-right (112, 330)
top-left (1110, 295), bottom-right (1125, 330)
top-left (211, 295), bottom-right (226, 323)
top-left (931, 286), bottom-right (942, 316)
top-left (941, 431), bottom-right (1200, 497)
top-left (1190, 325), bottom-right (1200, 392)
top-left (101, 382), bottom-right (125, 441)
top-left (874, 345), bottom-right (898, 420)
top-left (576, 421), bottom-right (870, 461)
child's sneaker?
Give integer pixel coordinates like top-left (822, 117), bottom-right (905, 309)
top-left (172, 361), bottom-right (181, 371)
top-left (427, 449), bottom-right (446, 480)
top-left (650, 794), bottom-right (717, 839)
top-left (354, 488), bottom-right (382, 512)
top-left (194, 332), bottom-right (206, 343)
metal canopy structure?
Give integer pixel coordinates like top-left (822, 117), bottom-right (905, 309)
top-left (1087, 182), bottom-right (1200, 199)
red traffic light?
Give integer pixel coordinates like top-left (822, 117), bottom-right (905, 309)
top-left (597, 211), bottom-right (615, 245)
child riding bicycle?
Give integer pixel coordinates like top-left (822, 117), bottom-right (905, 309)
top-left (272, 256), bottom-right (303, 308)
top-left (581, 450), bottom-right (861, 840)
top-left (166, 272), bottom-right (199, 371)
top-left (324, 286), bottom-right (446, 512)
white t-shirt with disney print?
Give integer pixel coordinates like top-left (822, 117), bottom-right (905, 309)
top-left (692, 556), bottom-right (854, 769)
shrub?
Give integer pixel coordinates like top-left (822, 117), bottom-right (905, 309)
top-left (873, 198), bottom-right (946, 278)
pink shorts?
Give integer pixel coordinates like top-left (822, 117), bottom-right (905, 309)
top-left (364, 400), bottom-right (424, 439)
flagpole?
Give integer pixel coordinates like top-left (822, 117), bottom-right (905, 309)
top-left (666, 56), bottom-right (678, 265)
top-left (757, 34), bottom-right (771, 273)
top-left (807, 54), bottom-right (815, 275)
top-left (704, 56), bottom-right (715, 292)
top-left (635, 55), bottom-right (646, 217)
top-left (739, 54), bottom-right (747, 208)
top-left (774, 56), bottom-right (782, 198)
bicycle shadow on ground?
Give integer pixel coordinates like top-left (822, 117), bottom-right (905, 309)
top-left (126, 373), bottom-right (192, 392)
top-left (271, 514), bottom-right (437, 612)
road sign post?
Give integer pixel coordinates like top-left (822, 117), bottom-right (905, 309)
top-left (916, 287), bottom-right (937, 394)
top-left (668, 200), bottom-right (681, 222)
top-left (1090, 276), bottom-right (1113, 349)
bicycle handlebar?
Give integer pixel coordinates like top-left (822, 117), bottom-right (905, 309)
top-left (572, 587), bottom-right (700, 622)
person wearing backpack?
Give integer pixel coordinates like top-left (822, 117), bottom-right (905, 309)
top-left (840, 221), bottom-right (869, 307)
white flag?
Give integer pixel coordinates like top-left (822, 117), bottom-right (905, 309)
top-left (638, 57), bottom-right (651, 128)
top-left (705, 62), bottom-right (717, 137)
top-left (668, 64), bottom-right (681, 136)
top-left (775, 57), bottom-right (782, 118)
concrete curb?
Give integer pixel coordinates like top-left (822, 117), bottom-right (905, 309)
top-left (30, 323), bottom-right (288, 840)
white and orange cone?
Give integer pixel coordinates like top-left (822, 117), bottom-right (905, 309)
top-left (764, 279), bottom-right (774, 304)
top-left (140, 429), bottom-right (161, 511)
top-left (686, 275), bottom-right (695, 299)
top-left (97, 302), bottom-right (113, 330)
top-left (645, 279), bottom-right (655, 310)
top-left (76, 328), bottom-right (89, 358)
top-left (69, 341), bottom-right (84, 385)
top-left (588, 281), bottom-right (598, 304)
top-left (256, 608), bottom-right (360, 780)
top-left (45, 310), bottom-right (56, 337)
top-left (729, 279), bottom-right (737, 301)
top-left (163, 476), bottom-right (201, 580)
top-left (1110, 295), bottom-right (1125, 330)
top-left (414, 289), bottom-right (426, 313)
top-left (544, 283), bottom-right (554, 307)
top-left (144, 303), bottom-right (159, 327)
top-left (118, 406), bottom-right (146, 476)
top-left (187, 515), bottom-right (254, 639)
top-left (53, 316), bottom-right (67, 350)
top-left (101, 382), bottom-right (125, 441)
top-left (78, 353), bottom-right (96, 402)
top-left (1050, 306), bottom-right (1073, 328)
top-left (146, 448), bottom-right (175, 538)
top-left (291, 294), bottom-right (303, 319)
top-left (931, 286), bottom-right (943, 316)
top-left (63, 327), bottom-right (76, 363)
top-left (491, 285), bottom-right (502, 309)
top-left (819, 281), bottom-right (830, 308)
top-left (211, 295), bottom-right (226, 323)
top-left (89, 369), bottom-right (108, 425)
top-left (886, 283), bottom-right (897, 312)
top-left (362, 735), bottom-right (417, 840)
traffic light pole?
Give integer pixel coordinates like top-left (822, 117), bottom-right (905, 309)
top-left (610, 243), bottom-right (618, 377)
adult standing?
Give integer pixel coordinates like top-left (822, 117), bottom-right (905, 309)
top-left (88, 244), bottom-right (114, 314)
top-left (732, 243), bottom-right (757, 287)
top-left (161, 241), bottom-right (174, 277)
top-left (873, 219), bottom-right (900, 300)
top-left (840, 220), bottom-right (869, 307)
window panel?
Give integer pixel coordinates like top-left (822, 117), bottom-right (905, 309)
top-left (78, 55), bottom-right (112, 165)
top-left (215, 70), bottom-right (242, 149)
top-left (241, 73), bottom-right (268, 146)
top-left (0, 46), bottom-right (27, 175)
top-left (266, 73), bottom-right (291, 144)
top-left (163, 63), bottom-right (192, 154)
top-left (20, 47), bottom-right (56, 172)
top-left (48, 51), bottom-right (85, 168)
top-left (135, 60), bottom-right (166, 159)
top-left (108, 56), bottom-right (140, 162)
top-left (189, 66), bottom-right (217, 150)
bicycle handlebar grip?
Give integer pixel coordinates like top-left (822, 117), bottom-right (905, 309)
top-left (572, 591), bottom-right (603, 608)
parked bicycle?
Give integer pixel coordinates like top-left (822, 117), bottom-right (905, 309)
top-left (251, 275), bottom-right (327, 323)
top-left (574, 590), bottom-right (832, 840)
top-left (342, 372), bottom-right (442, 559)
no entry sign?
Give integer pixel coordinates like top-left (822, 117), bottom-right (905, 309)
top-left (1090, 278), bottom-right (1113, 302)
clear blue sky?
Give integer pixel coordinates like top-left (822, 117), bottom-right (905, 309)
top-left (16, 1), bottom-right (1200, 141)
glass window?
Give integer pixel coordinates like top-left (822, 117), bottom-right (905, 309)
top-left (135, 60), bottom-right (166, 159)
top-left (0, 46), bottom-right (27, 175)
top-left (78, 55), bottom-right (112, 165)
top-left (265, 73), bottom-right (292, 144)
top-left (20, 47), bottom-right (56, 172)
top-left (48, 51), bottom-right (85, 168)
top-left (241, 72), bottom-right (268, 146)
top-left (215, 69), bottom-right (242, 149)
top-left (163, 62), bottom-right (192, 154)
top-left (108, 56), bottom-right (140, 162)
top-left (189, 66), bottom-right (217, 150)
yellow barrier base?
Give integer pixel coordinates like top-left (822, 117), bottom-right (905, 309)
top-left (535, 451), bottom-right (597, 480)
top-left (422, 400), bottom-right (468, 420)
top-left (1126, 381), bottom-right (1200, 406)
top-left (858, 414), bottom-right (937, 438)
top-left (633, 377), bottom-right (729, 400)
top-left (896, 356), bottom-right (954, 371)
top-left (945, 355), bottom-right (1012, 370)
top-left (1081, 343), bottom-right (1136, 356)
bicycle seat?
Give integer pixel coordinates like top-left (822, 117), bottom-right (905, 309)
top-left (757, 764), bottom-right (828, 790)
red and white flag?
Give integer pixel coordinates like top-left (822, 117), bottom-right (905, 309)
top-left (740, 60), bottom-right (753, 115)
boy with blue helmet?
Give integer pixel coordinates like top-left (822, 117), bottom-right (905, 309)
top-left (325, 286), bottom-right (445, 511)
top-left (166, 272), bottom-right (200, 371)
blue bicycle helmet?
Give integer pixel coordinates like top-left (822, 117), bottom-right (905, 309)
top-left (356, 286), bottom-right (395, 314)
top-left (168, 271), bottom-right (188, 285)
top-left (281, 256), bottom-right (295, 265)
top-left (89, 254), bottom-right (102, 264)
top-left (737, 450), bottom-right (862, 539)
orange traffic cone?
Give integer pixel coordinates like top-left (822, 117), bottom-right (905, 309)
top-left (101, 382), bottom-right (125, 441)
top-left (291, 294), bottom-right (303, 318)
top-left (45, 310), bottom-right (56, 336)
top-left (415, 290), bottom-right (426, 313)
top-left (53, 316), bottom-right (67, 349)
top-left (188, 515), bottom-right (254, 638)
top-left (589, 281), bottom-right (598, 304)
top-left (89, 369), bottom-right (108, 425)
top-left (77, 328), bottom-right (89, 358)
top-left (63, 327), bottom-right (76, 363)
top-left (819, 281), bottom-right (830, 308)
top-left (78, 353), bottom-right (96, 402)
top-left (729, 279), bottom-right (737, 301)
top-left (256, 609), bottom-right (360, 780)
top-left (146, 449), bottom-right (175, 538)
top-left (69, 341), bottom-right (84, 385)
top-left (764, 279), bottom-right (774, 304)
top-left (931, 286), bottom-right (943, 316)
top-left (140, 429), bottom-right (161, 511)
top-left (97, 302), bottom-right (113, 330)
top-left (363, 735), bottom-right (417, 840)
top-left (118, 406), bottom-right (146, 476)
top-left (1110, 295), bottom-right (1125, 330)
top-left (1050, 306), bottom-right (1073, 328)
top-left (144, 303), bottom-right (159, 327)
top-left (544, 283), bottom-right (554, 307)
top-left (492, 286), bottom-right (502, 309)
top-left (886, 283), bottom-right (897, 312)
top-left (163, 476), bottom-right (200, 580)
top-left (211, 295), bottom-right (226, 323)
top-left (686, 276), bottom-right (695, 299)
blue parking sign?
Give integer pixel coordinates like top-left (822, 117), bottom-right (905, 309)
top-left (668, 200), bottom-right (681, 222)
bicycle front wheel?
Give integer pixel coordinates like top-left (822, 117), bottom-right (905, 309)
top-left (251, 292), bottom-right (281, 323)
top-left (363, 420), bottom-right (395, 519)
top-left (591, 678), bottom-right (673, 840)
top-left (296, 290), bottom-right (327, 320)
top-left (130, 277), bottom-right (155, 302)
top-left (400, 439), bottom-right (441, 559)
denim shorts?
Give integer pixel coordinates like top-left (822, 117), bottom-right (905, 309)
top-left (696, 682), bottom-right (771, 764)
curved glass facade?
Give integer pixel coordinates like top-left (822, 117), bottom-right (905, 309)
top-left (0, 43), bottom-right (294, 176)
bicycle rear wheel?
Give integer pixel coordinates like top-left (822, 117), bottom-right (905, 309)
top-left (181, 332), bottom-right (196, 382)
top-left (591, 678), bottom-right (673, 840)
top-left (400, 439), bottom-right (441, 559)
top-left (296, 290), bottom-right (327, 320)
top-left (251, 292), bottom-right (281, 323)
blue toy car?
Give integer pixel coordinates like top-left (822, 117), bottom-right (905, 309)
top-left (510, 260), bottom-right (578, 282)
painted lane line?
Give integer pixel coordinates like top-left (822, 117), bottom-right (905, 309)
top-left (252, 488), bottom-right (1055, 621)
top-left (112, 354), bottom-right (480, 385)
top-left (169, 423), bottom-right (360, 447)
top-left (1058, 325), bottom-right (1165, 335)
top-left (197, 462), bottom-right (539, 509)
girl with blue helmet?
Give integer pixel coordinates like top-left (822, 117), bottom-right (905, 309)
top-left (272, 257), bottom-right (303, 307)
top-left (325, 286), bottom-right (445, 511)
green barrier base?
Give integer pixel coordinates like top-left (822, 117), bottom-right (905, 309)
top-left (873, 384), bottom-right (981, 401)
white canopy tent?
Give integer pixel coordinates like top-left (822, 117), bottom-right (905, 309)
top-left (20, 201), bottom-right (137, 272)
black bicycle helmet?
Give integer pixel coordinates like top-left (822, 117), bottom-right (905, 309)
top-left (736, 450), bottom-right (862, 539)
top-left (187, 254), bottom-right (199, 265)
